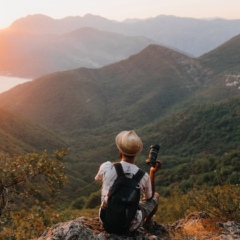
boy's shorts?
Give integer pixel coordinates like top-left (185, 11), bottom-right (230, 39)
top-left (139, 197), bottom-right (158, 223)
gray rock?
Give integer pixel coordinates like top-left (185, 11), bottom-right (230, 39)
top-left (34, 216), bottom-right (169, 240)
top-left (34, 213), bottom-right (240, 240)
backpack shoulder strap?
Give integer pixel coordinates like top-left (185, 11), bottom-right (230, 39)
top-left (133, 169), bottom-right (145, 183)
top-left (114, 162), bottom-right (145, 182)
top-left (113, 162), bottom-right (124, 177)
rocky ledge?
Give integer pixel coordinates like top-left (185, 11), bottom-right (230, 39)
top-left (34, 212), bottom-right (240, 240)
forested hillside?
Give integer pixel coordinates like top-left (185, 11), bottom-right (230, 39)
top-left (140, 97), bottom-right (240, 195)
top-left (0, 107), bottom-right (67, 155)
top-left (0, 44), bottom-right (209, 133)
top-left (200, 34), bottom-right (240, 74)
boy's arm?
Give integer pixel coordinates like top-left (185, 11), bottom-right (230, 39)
top-left (148, 161), bottom-right (162, 199)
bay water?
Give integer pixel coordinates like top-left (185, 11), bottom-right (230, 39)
top-left (0, 76), bottom-right (31, 94)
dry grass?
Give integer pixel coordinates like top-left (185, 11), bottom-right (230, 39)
top-left (168, 212), bottom-right (222, 240)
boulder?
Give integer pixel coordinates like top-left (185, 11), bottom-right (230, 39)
top-left (34, 212), bottom-right (240, 240)
top-left (35, 216), bottom-right (169, 240)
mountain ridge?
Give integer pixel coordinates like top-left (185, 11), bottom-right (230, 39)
top-left (200, 34), bottom-right (240, 75)
top-left (1, 14), bottom-right (240, 78)
top-left (0, 26), bottom-right (153, 78)
top-left (7, 14), bottom-right (240, 57)
top-left (0, 44), bottom-right (210, 134)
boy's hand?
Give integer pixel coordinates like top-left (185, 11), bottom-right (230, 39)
top-left (150, 160), bottom-right (162, 173)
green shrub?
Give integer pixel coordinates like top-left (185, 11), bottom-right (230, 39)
top-left (0, 149), bottom-right (69, 239)
top-left (186, 184), bottom-right (240, 221)
top-left (156, 187), bottom-right (194, 224)
top-left (85, 191), bottom-right (101, 209)
top-left (70, 196), bottom-right (87, 210)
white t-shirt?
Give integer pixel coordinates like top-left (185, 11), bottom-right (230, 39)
top-left (95, 160), bottom-right (152, 231)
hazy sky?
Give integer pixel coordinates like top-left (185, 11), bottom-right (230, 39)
top-left (1, 0), bottom-right (240, 29)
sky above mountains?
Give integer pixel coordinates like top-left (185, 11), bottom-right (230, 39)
top-left (1, 0), bottom-right (240, 29)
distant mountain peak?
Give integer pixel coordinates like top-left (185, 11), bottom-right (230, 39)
top-left (82, 13), bottom-right (115, 23)
top-left (11, 14), bottom-right (54, 26)
top-left (83, 13), bottom-right (102, 18)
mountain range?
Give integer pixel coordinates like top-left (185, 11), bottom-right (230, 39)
top-left (0, 44), bottom-right (210, 133)
top-left (0, 22), bottom-right (240, 198)
top-left (0, 26), bottom-right (153, 78)
top-left (0, 30), bottom-right (240, 196)
top-left (1, 14), bottom-right (240, 78)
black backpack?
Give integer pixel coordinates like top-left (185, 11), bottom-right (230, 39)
top-left (102, 162), bottom-right (145, 234)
